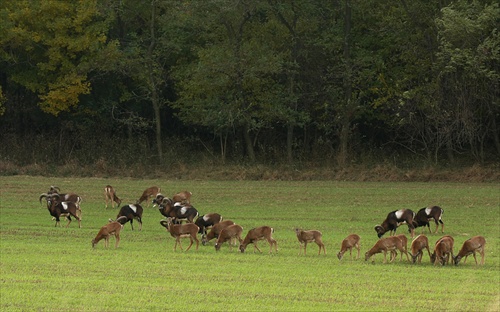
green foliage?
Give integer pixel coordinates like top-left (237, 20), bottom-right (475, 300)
top-left (0, 0), bottom-right (118, 115)
top-left (0, 0), bottom-right (498, 166)
top-left (172, 1), bottom-right (285, 129)
top-left (437, 1), bottom-right (500, 79)
top-left (0, 177), bottom-right (499, 311)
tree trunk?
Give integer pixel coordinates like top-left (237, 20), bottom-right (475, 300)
top-left (151, 88), bottom-right (162, 162)
top-left (339, 0), bottom-right (352, 167)
top-left (147, 0), bottom-right (163, 162)
top-left (287, 124), bottom-right (293, 164)
top-left (243, 123), bottom-right (256, 162)
top-left (219, 132), bottom-right (227, 164)
top-left (490, 111), bottom-right (500, 156)
top-left (268, 0), bottom-right (299, 164)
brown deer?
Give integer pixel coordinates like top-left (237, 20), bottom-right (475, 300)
top-left (92, 217), bottom-right (125, 248)
top-left (295, 228), bottom-right (326, 255)
top-left (453, 236), bottom-right (486, 265)
top-left (365, 236), bottom-right (408, 263)
top-left (137, 186), bottom-right (161, 207)
top-left (201, 219), bottom-right (233, 245)
top-left (431, 236), bottom-right (455, 266)
top-left (172, 191), bottom-right (192, 205)
top-left (104, 185), bottom-right (122, 209)
top-left (337, 234), bottom-right (361, 260)
top-left (214, 224), bottom-right (244, 252)
top-left (239, 226), bottom-right (277, 254)
top-left (410, 234), bottom-right (431, 264)
top-left (392, 234), bottom-right (410, 262)
top-left (160, 218), bottom-right (199, 251)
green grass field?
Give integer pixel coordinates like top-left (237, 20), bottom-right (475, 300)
top-left (1, 176), bottom-right (499, 311)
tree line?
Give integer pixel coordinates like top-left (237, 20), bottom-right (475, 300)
top-left (1, 0), bottom-right (498, 170)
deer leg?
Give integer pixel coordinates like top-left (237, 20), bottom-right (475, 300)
top-left (115, 233), bottom-right (120, 248)
top-left (65, 216), bottom-right (72, 228)
top-left (185, 237), bottom-right (194, 251)
top-left (137, 218), bottom-right (142, 231)
top-left (175, 237), bottom-right (184, 251)
top-left (253, 243), bottom-right (262, 253)
top-left (402, 246), bottom-right (410, 262)
top-left (472, 252), bottom-right (478, 265)
top-left (194, 236), bottom-right (199, 250)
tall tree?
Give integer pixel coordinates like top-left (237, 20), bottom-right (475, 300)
top-left (339, 0), bottom-right (353, 167)
top-left (436, 0), bottom-right (500, 161)
top-left (266, 0), bottom-right (313, 163)
top-left (107, 0), bottom-right (175, 163)
top-left (172, 0), bottom-right (284, 162)
top-left (0, 0), bottom-right (117, 115)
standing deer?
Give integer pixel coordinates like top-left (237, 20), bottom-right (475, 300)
top-left (295, 228), bottom-right (326, 255)
top-left (160, 218), bottom-right (199, 251)
top-left (104, 185), bottom-right (122, 209)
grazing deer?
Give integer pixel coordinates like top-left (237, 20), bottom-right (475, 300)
top-left (431, 236), bottom-right (455, 266)
top-left (104, 185), bottom-right (122, 209)
top-left (365, 236), bottom-right (408, 263)
top-left (137, 186), bottom-right (161, 207)
top-left (410, 234), bottom-right (431, 264)
top-left (453, 236), bottom-right (486, 265)
top-left (214, 224), bottom-right (244, 252)
top-left (239, 226), bottom-right (278, 254)
top-left (337, 234), bottom-right (361, 260)
top-left (92, 218), bottom-right (125, 248)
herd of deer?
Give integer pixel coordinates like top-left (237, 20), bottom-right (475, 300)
top-left (39, 185), bottom-right (486, 266)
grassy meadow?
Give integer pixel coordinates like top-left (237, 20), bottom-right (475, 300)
top-left (0, 176), bottom-right (499, 311)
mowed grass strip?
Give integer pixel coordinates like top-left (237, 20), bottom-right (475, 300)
top-left (0, 176), bottom-right (498, 311)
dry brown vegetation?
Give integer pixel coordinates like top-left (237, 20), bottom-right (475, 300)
top-left (0, 159), bottom-right (498, 182)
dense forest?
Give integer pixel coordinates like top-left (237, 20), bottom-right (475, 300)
top-left (0, 1), bottom-right (499, 179)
